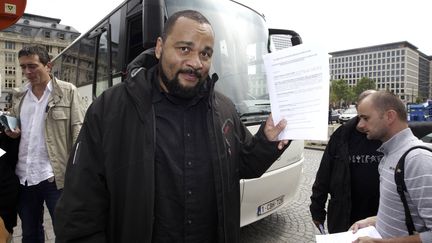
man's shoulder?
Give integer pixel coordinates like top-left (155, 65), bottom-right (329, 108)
top-left (213, 91), bottom-right (233, 105)
top-left (54, 78), bottom-right (78, 91)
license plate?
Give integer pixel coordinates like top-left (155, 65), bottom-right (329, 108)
top-left (257, 195), bottom-right (284, 216)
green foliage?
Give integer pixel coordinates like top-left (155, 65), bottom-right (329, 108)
top-left (330, 77), bottom-right (376, 107)
top-left (330, 79), bottom-right (355, 107)
top-left (354, 77), bottom-right (376, 97)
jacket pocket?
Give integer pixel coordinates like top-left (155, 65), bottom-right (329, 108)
top-left (51, 109), bottom-right (69, 120)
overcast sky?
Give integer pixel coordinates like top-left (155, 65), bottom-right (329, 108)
top-left (25, 0), bottom-right (432, 55)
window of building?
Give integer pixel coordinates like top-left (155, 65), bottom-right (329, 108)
top-left (4, 52), bottom-right (15, 63)
top-left (4, 79), bottom-right (15, 88)
top-left (45, 31), bottom-right (51, 38)
top-left (4, 41), bottom-right (15, 50)
top-left (4, 66), bottom-right (16, 75)
top-left (45, 45), bottom-right (53, 53)
top-left (22, 27), bottom-right (32, 36)
top-left (396, 50), bottom-right (400, 56)
top-left (57, 32), bottom-right (65, 40)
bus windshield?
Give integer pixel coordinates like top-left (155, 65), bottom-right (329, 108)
top-left (166, 0), bottom-right (270, 117)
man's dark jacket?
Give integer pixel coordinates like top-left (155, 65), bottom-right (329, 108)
top-left (54, 49), bottom-right (285, 243)
top-left (0, 133), bottom-right (19, 233)
top-left (309, 117), bottom-right (358, 233)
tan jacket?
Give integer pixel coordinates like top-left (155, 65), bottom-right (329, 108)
top-left (10, 75), bottom-right (85, 189)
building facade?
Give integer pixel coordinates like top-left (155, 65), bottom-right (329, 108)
top-left (329, 41), bottom-right (432, 103)
top-left (0, 13), bottom-right (80, 110)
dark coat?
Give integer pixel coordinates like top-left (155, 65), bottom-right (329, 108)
top-left (309, 117), bottom-right (357, 233)
top-left (0, 132), bottom-right (20, 233)
top-left (54, 50), bottom-right (284, 243)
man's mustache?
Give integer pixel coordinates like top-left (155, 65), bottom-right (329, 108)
top-left (178, 68), bottom-right (202, 79)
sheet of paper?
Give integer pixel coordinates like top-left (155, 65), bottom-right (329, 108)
top-left (0, 148), bottom-right (6, 157)
top-left (263, 43), bottom-right (330, 140)
top-left (315, 226), bottom-right (382, 243)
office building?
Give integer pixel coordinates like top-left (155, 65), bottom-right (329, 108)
top-left (329, 41), bottom-right (432, 103)
top-left (0, 13), bottom-right (80, 109)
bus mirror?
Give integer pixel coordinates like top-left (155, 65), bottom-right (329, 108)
top-left (268, 28), bottom-right (302, 53)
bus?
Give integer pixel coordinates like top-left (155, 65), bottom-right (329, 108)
top-left (51, 0), bottom-right (304, 227)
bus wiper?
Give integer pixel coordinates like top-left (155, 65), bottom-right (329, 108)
top-left (239, 110), bottom-right (270, 118)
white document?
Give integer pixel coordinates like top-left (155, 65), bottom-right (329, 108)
top-left (316, 226), bottom-right (382, 243)
top-left (263, 43), bottom-right (330, 141)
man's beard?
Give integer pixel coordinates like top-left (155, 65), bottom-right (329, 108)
top-left (158, 62), bottom-right (206, 99)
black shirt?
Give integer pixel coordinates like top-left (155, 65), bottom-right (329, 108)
top-left (152, 76), bottom-right (218, 243)
top-left (349, 128), bottom-right (383, 224)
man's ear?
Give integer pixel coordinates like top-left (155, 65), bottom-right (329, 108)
top-left (46, 62), bottom-right (53, 72)
top-left (155, 37), bottom-right (163, 60)
top-left (386, 110), bottom-right (397, 124)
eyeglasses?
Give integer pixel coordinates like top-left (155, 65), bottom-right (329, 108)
top-left (20, 64), bottom-right (40, 71)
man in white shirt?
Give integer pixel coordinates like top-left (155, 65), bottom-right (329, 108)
top-left (5, 45), bottom-right (84, 242)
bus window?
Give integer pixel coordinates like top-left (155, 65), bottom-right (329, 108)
top-left (56, 43), bottom-right (80, 86)
top-left (110, 10), bottom-right (122, 85)
top-left (126, 13), bottom-right (143, 65)
top-left (77, 36), bottom-right (96, 89)
top-left (96, 31), bottom-right (110, 97)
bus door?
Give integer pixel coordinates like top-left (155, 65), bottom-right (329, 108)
top-left (88, 24), bottom-right (111, 99)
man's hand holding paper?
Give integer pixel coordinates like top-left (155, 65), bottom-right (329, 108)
top-left (263, 43), bottom-right (330, 141)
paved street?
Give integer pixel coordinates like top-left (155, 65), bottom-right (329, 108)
top-left (12, 148), bottom-right (324, 243)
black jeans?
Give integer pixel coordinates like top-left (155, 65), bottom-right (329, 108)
top-left (18, 179), bottom-right (62, 243)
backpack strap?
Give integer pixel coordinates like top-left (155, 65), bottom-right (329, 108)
top-left (394, 145), bottom-right (432, 235)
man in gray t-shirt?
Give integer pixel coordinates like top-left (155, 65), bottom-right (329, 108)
top-left (351, 91), bottom-right (432, 243)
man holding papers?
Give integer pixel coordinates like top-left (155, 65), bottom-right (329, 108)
top-left (351, 91), bottom-right (432, 243)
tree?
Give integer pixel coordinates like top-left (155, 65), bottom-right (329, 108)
top-left (330, 79), bottom-right (353, 108)
top-left (354, 77), bottom-right (376, 97)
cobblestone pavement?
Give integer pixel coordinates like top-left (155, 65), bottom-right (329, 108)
top-left (12, 149), bottom-right (324, 243)
top-left (240, 149), bottom-right (324, 243)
